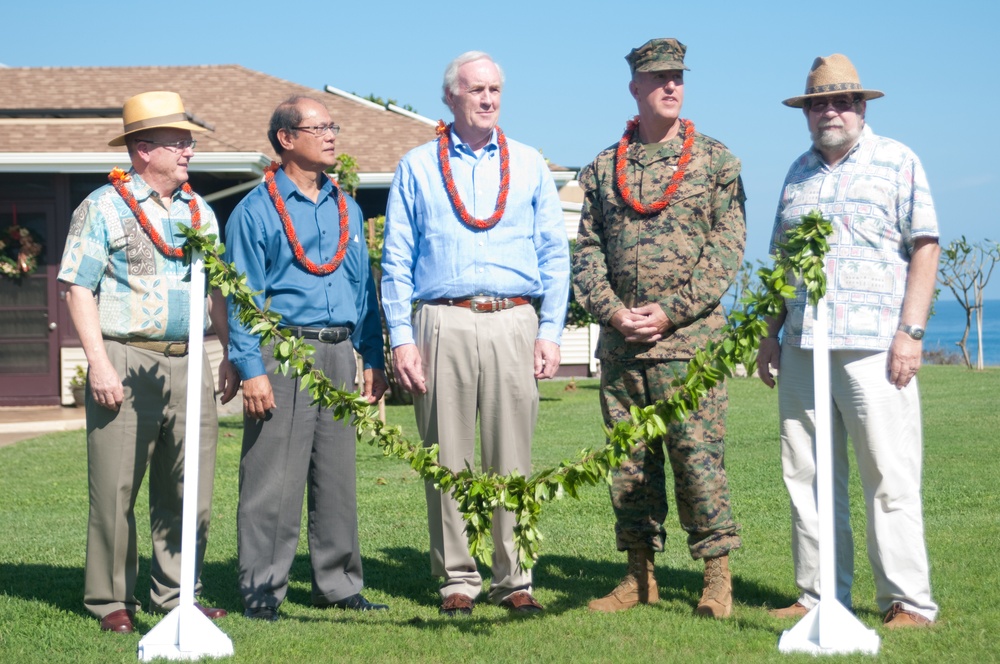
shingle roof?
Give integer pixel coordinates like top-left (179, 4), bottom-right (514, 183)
top-left (0, 64), bottom-right (437, 173)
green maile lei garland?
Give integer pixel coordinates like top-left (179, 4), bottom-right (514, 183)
top-left (180, 210), bottom-right (832, 569)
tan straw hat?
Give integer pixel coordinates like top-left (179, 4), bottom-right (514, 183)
top-left (782, 54), bottom-right (884, 108)
top-left (108, 91), bottom-right (207, 147)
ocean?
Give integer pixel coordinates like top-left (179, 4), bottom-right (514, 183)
top-left (923, 298), bottom-right (1000, 366)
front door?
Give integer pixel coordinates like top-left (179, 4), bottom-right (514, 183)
top-left (0, 201), bottom-right (60, 405)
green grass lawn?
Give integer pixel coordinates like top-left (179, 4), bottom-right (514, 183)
top-left (1, 366), bottom-right (998, 663)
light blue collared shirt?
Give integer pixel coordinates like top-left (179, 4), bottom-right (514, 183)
top-left (225, 167), bottom-right (384, 380)
top-left (381, 128), bottom-right (570, 347)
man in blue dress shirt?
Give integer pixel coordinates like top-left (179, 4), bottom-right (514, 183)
top-left (381, 52), bottom-right (570, 616)
top-left (226, 96), bottom-right (388, 621)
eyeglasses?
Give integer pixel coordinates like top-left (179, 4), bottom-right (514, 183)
top-left (139, 138), bottom-right (197, 151)
top-left (807, 98), bottom-right (858, 114)
top-left (291, 124), bottom-right (340, 137)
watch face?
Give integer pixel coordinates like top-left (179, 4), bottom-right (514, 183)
top-left (911, 327), bottom-right (925, 340)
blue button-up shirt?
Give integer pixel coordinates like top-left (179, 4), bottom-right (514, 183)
top-left (381, 128), bottom-right (570, 347)
top-left (226, 167), bottom-right (384, 379)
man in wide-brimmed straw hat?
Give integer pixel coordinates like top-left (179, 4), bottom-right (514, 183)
top-left (58, 90), bottom-right (239, 634)
top-left (573, 38), bottom-right (745, 619)
top-left (758, 54), bottom-right (940, 630)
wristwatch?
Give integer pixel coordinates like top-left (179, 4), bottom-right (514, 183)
top-left (897, 323), bottom-right (925, 340)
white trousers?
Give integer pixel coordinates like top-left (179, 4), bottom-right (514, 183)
top-left (778, 345), bottom-right (937, 621)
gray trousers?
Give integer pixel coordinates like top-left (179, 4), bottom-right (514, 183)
top-left (237, 340), bottom-right (362, 610)
top-left (84, 340), bottom-right (218, 619)
top-left (413, 303), bottom-right (538, 603)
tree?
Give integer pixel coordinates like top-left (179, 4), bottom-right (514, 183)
top-left (937, 236), bottom-right (1000, 370)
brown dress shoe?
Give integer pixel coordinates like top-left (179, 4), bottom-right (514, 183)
top-left (195, 603), bottom-right (228, 620)
top-left (769, 601), bottom-right (809, 619)
top-left (884, 602), bottom-right (933, 629)
top-left (440, 593), bottom-right (475, 617)
top-left (99, 609), bottom-right (135, 633)
top-left (499, 591), bottom-right (543, 614)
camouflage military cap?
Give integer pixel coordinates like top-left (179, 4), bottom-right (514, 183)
top-left (625, 38), bottom-right (690, 75)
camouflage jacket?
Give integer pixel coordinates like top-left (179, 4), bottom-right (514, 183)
top-left (572, 127), bottom-right (746, 361)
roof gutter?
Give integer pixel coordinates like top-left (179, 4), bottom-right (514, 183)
top-left (0, 152), bottom-right (273, 174)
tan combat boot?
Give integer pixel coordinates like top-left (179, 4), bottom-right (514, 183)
top-left (588, 548), bottom-right (659, 612)
top-left (695, 554), bottom-right (732, 619)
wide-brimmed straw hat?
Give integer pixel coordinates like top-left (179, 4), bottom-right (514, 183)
top-left (782, 54), bottom-right (884, 108)
top-left (108, 91), bottom-right (207, 147)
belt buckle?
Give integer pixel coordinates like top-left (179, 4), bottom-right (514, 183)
top-left (470, 296), bottom-right (499, 313)
top-left (317, 327), bottom-right (346, 343)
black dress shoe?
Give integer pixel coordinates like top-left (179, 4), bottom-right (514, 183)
top-left (326, 593), bottom-right (389, 611)
top-left (243, 606), bottom-right (279, 622)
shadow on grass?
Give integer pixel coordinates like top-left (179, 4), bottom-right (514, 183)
top-left (0, 549), bottom-right (833, 633)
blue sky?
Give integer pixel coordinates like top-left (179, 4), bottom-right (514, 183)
top-left (5, 0), bottom-right (998, 298)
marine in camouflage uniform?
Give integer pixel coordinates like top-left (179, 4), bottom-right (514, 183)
top-left (572, 38), bottom-right (745, 618)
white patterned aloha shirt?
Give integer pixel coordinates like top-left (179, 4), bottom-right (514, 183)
top-left (58, 169), bottom-right (218, 340)
top-left (771, 125), bottom-right (939, 350)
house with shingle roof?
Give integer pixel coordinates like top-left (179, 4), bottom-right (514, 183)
top-left (0, 64), bottom-right (589, 407)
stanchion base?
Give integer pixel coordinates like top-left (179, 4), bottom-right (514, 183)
top-left (778, 599), bottom-right (880, 655)
top-left (137, 603), bottom-right (234, 661)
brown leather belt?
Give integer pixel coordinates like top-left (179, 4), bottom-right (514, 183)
top-left (427, 296), bottom-right (532, 313)
top-left (118, 339), bottom-right (189, 357)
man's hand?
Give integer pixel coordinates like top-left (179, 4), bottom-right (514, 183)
top-left (362, 368), bottom-right (389, 404)
top-left (242, 374), bottom-right (276, 420)
top-left (88, 360), bottom-right (124, 412)
top-left (218, 358), bottom-right (240, 404)
top-left (534, 339), bottom-right (561, 379)
top-left (887, 332), bottom-right (922, 389)
top-left (757, 337), bottom-right (781, 388)
top-left (392, 343), bottom-right (426, 394)
top-left (610, 303), bottom-right (673, 343)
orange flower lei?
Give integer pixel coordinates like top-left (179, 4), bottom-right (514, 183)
top-left (436, 120), bottom-right (510, 230)
top-left (614, 116), bottom-right (695, 215)
top-left (264, 162), bottom-right (350, 276)
top-left (108, 167), bottom-right (201, 259)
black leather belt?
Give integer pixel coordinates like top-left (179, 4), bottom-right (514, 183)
top-left (281, 326), bottom-right (352, 344)
top-left (427, 296), bottom-right (532, 313)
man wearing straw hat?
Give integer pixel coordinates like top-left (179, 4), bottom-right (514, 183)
top-left (757, 54), bottom-right (940, 629)
top-left (59, 91), bottom-right (239, 633)
top-left (573, 38), bottom-right (745, 619)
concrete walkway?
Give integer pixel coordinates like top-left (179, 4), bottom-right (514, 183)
top-left (0, 398), bottom-right (243, 448)
top-left (0, 405), bottom-right (87, 447)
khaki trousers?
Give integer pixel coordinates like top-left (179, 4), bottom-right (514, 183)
top-left (84, 340), bottom-right (218, 619)
top-left (413, 303), bottom-right (538, 603)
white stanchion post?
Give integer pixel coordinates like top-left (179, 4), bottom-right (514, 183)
top-left (778, 296), bottom-right (880, 655)
top-left (138, 250), bottom-right (234, 661)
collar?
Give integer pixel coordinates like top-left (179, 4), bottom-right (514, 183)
top-left (450, 126), bottom-right (498, 158)
top-left (126, 168), bottom-right (192, 203)
top-left (274, 164), bottom-right (335, 203)
top-left (810, 124), bottom-right (872, 168)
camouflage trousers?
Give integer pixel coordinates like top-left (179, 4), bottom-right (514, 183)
top-left (600, 358), bottom-right (742, 560)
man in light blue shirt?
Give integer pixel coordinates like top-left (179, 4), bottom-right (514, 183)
top-left (381, 51), bottom-right (570, 617)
